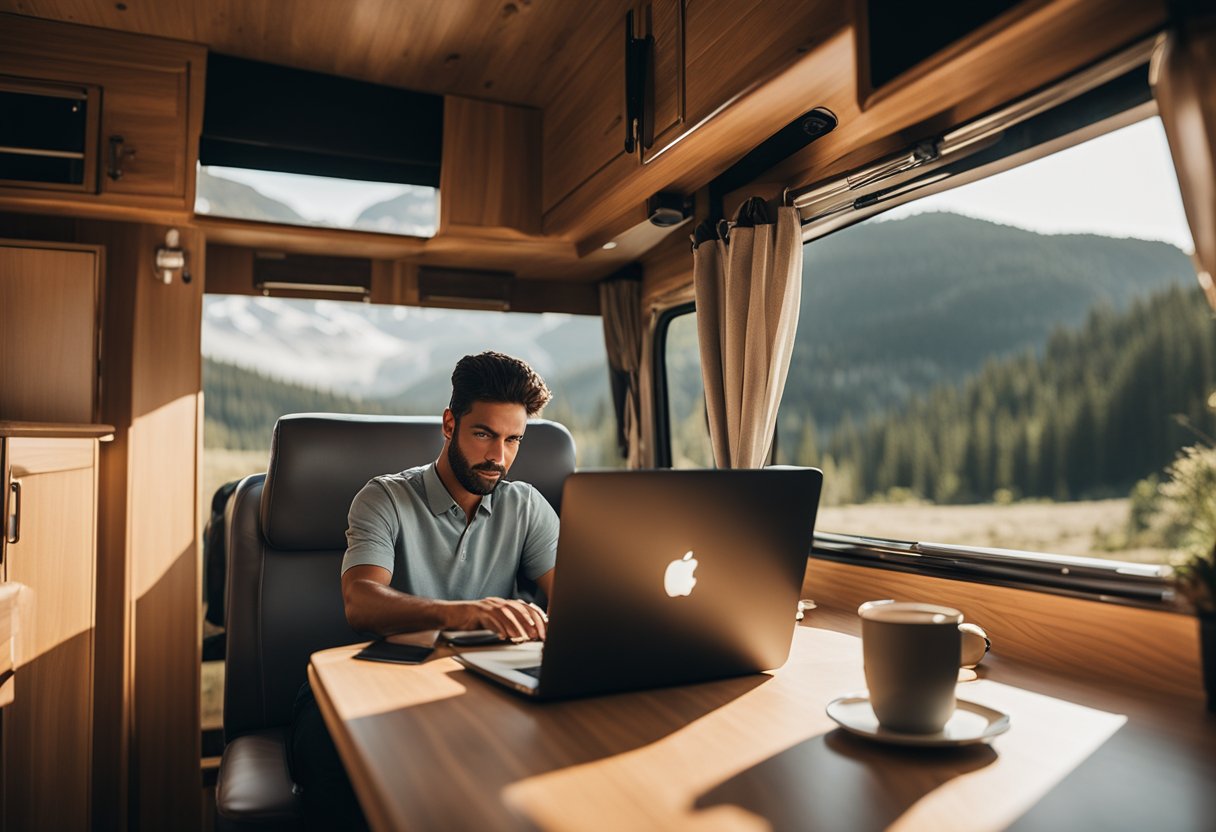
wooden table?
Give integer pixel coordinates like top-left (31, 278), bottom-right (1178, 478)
top-left (309, 614), bottom-right (1216, 831)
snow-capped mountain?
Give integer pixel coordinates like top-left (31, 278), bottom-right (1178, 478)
top-left (201, 295), bottom-right (605, 400)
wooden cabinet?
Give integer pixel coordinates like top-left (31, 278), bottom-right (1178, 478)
top-left (0, 426), bottom-right (107, 832)
top-left (652, 0), bottom-right (844, 159)
top-left (441, 98), bottom-right (542, 235)
top-left (544, 0), bottom-right (846, 217)
top-left (541, 0), bottom-right (678, 212)
top-left (0, 14), bottom-right (206, 215)
top-left (0, 240), bottom-right (103, 424)
top-left (644, 0), bottom-right (685, 152)
top-left (543, 8), bottom-right (631, 212)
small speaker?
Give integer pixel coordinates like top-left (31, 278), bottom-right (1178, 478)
top-left (647, 192), bottom-right (692, 227)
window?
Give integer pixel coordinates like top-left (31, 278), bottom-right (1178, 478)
top-left (198, 297), bottom-right (619, 755)
top-left (195, 165), bottom-right (439, 237)
top-left (196, 53), bottom-right (442, 235)
top-left (661, 306), bottom-right (714, 468)
top-left (663, 117), bottom-right (1204, 574)
top-left (201, 296), bottom-right (621, 508)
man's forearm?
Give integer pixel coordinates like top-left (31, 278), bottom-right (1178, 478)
top-left (343, 578), bottom-right (460, 636)
top-left (342, 566), bottom-right (548, 640)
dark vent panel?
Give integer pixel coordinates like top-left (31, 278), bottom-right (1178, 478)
top-left (201, 54), bottom-right (443, 186)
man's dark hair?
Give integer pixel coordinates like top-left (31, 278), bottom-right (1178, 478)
top-left (449, 351), bottom-right (552, 419)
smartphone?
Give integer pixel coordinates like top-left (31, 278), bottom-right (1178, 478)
top-left (441, 629), bottom-right (507, 646)
top-left (353, 640), bottom-right (435, 664)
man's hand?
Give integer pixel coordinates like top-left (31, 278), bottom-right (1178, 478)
top-left (446, 597), bottom-right (548, 642)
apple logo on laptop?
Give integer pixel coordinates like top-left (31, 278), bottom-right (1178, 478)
top-left (664, 550), bottom-right (699, 597)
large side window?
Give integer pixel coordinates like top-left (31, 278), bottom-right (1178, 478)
top-left (777, 116), bottom-right (1202, 567)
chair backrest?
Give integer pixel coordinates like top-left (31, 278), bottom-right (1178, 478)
top-left (222, 412), bottom-right (576, 741)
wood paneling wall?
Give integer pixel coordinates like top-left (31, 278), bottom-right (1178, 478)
top-left (0, 213), bottom-right (203, 832)
top-left (639, 222), bottom-right (694, 311)
top-left (125, 223), bottom-right (203, 832)
top-left (805, 558), bottom-right (1205, 701)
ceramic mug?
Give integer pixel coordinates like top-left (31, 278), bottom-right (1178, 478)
top-left (859, 600), bottom-right (963, 733)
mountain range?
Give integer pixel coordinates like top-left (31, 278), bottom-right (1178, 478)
top-left (202, 297), bottom-right (606, 402)
top-left (778, 212), bottom-right (1197, 433)
top-left (195, 168), bottom-right (438, 236)
top-left (196, 164), bottom-right (1199, 455)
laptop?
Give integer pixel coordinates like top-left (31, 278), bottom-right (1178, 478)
top-left (454, 467), bottom-right (822, 700)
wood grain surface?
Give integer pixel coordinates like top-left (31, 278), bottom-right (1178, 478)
top-left (310, 621), bottom-right (1216, 831)
top-left (125, 224), bottom-right (204, 832)
top-left (541, 14), bottom-right (627, 212)
top-left (0, 1), bottom-right (630, 109)
top-left (1, 437), bottom-right (97, 832)
top-left (0, 241), bottom-right (101, 423)
top-left (440, 97), bottom-right (541, 235)
top-left (805, 558), bottom-right (1205, 701)
top-left (0, 422), bottom-right (114, 439)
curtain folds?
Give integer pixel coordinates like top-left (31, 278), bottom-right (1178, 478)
top-left (600, 277), bottom-right (644, 466)
top-left (692, 197), bottom-right (803, 469)
top-left (1152, 16), bottom-right (1216, 309)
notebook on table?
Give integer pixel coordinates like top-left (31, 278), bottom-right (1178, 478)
top-left (455, 467), bottom-right (823, 700)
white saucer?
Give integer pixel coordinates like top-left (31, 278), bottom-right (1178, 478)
top-left (826, 693), bottom-right (1010, 747)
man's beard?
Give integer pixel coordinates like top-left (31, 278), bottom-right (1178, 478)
top-left (448, 437), bottom-right (507, 496)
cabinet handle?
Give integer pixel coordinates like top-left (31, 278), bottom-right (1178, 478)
top-left (107, 135), bottom-right (136, 180)
top-left (6, 481), bottom-right (19, 546)
top-left (623, 11), bottom-right (652, 155)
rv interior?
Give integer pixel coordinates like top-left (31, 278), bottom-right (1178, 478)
top-left (1, 0), bottom-right (1215, 829)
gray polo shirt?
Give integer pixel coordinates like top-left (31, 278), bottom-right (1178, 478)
top-left (341, 462), bottom-right (559, 600)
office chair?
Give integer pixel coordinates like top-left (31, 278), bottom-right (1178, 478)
top-left (214, 413), bottom-right (576, 830)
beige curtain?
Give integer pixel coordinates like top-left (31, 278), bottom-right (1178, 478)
top-left (1152, 17), bottom-right (1216, 309)
top-left (600, 276), bottom-right (644, 466)
top-left (692, 197), bottom-right (803, 468)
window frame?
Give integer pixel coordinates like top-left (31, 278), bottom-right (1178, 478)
top-left (653, 37), bottom-right (1188, 611)
top-left (789, 37), bottom-right (1159, 244)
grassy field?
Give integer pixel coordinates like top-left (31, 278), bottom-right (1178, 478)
top-left (201, 447), bottom-right (1173, 566)
top-left (202, 448), bottom-right (270, 503)
top-left (199, 448), bottom-right (270, 529)
top-left (818, 498), bottom-right (1172, 564)
top-left (201, 449), bottom-right (1173, 565)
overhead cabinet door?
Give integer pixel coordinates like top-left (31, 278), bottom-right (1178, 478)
top-left (0, 241), bottom-right (102, 423)
top-left (543, 13), bottom-right (630, 212)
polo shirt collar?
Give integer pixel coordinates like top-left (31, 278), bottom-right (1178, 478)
top-left (421, 462), bottom-right (495, 516)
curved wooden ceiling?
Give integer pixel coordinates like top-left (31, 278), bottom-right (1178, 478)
top-left (0, 0), bottom-right (631, 107)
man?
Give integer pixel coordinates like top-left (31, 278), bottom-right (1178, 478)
top-left (341, 350), bottom-right (556, 638)
top-left (290, 351), bottom-right (558, 829)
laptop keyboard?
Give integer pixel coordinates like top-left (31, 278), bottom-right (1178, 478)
top-left (517, 665), bottom-right (542, 679)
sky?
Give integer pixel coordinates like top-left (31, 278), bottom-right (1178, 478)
top-left (882, 117), bottom-right (1195, 253)
top-left (200, 165), bottom-right (435, 227)
top-left (202, 115), bottom-right (1194, 253)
